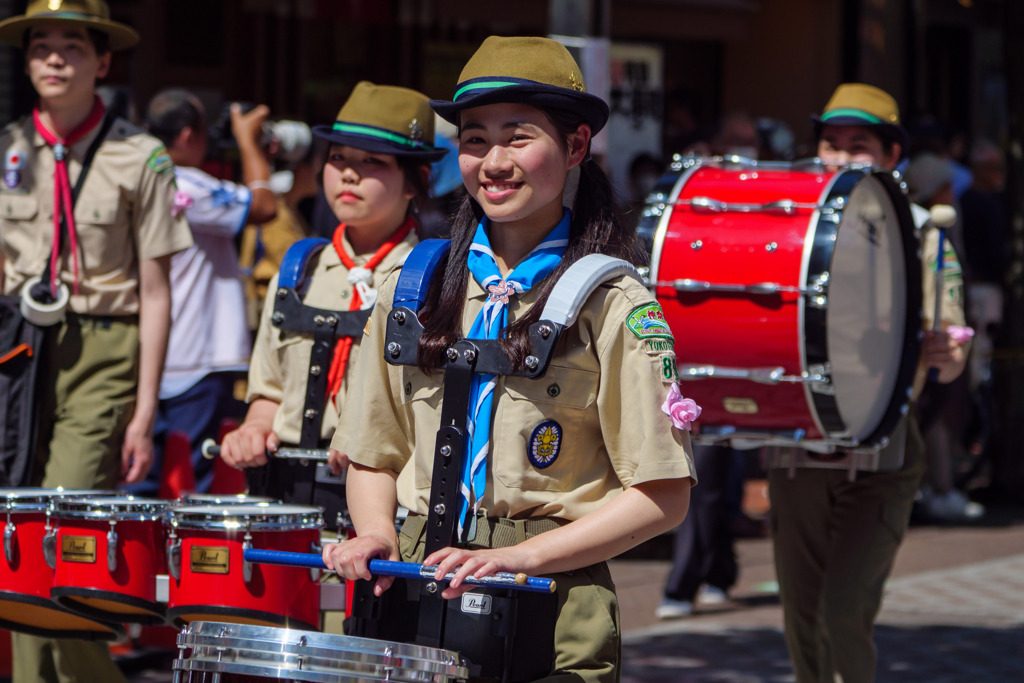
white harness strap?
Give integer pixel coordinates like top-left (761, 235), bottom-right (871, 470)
top-left (539, 254), bottom-right (643, 328)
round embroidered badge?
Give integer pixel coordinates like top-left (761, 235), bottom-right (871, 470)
top-left (528, 420), bottom-right (562, 469)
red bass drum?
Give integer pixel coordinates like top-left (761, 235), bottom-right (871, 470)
top-left (638, 156), bottom-right (921, 451)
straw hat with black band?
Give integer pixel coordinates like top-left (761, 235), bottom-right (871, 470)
top-left (312, 81), bottom-right (447, 162)
top-left (812, 83), bottom-right (911, 158)
top-left (430, 35), bottom-right (610, 135)
top-left (0, 0), bottom-right (139, 51)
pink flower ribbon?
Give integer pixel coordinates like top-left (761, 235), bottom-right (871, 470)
top-left (661, 383), bottom-right (702, 431)
top-left (946, 325), bottom-right (975, 345)
top-left (172, 190), bottom-right (194, 217)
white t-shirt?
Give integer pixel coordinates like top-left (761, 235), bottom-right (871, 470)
top-left (160, 166), bottom-right (253, 399)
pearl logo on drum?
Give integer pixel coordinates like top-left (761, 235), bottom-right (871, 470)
top-left (461, 592), bottom-right (492, 615)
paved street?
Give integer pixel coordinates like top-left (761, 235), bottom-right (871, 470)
top-left (121, 501), bottom-right (1024, 682)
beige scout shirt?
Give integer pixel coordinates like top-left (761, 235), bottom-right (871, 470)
top-left (913, 219), bottom-right (967, 398)
top-left (332, 270), bottom-right (696, 522)
top-left (247, 229), bottom-right (418, 445)
top-left (0, 117), bottom-right (192, 315)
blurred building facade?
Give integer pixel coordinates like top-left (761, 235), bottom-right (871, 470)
top-left (0, 0), bottom-right (1008, 164)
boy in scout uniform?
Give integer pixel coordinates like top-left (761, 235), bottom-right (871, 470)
top-left (0, 2), bottom-right (191, 681)
top-left (767, 83), bottom-right (969, 683)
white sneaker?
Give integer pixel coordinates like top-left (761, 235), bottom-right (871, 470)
top-left (924, 489), bottom-right (985, 521)
top-left (697, 584), bottom-right (729, 605)
top-left (655, 598), bottom-right (694, 619)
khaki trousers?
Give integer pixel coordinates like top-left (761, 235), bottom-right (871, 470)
top-left (768, 415), bottom-right (925, 683)
top-left (14, 314), bottom-right (139, 683)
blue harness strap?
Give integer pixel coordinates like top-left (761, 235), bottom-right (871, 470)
top-left (278, 238), bottom-right (330, 290)
top-left (392, 239), bottom-right (451, 312)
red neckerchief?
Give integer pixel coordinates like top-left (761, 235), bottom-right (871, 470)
top-left (326, 216), bottom-right (416, 405)
top-left (32, 96), bottom-right (106, 296)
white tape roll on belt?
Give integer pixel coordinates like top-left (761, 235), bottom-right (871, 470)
top-left (20, 275), bottom-right (70, 326)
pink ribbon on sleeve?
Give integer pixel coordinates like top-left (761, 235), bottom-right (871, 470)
top-left (661, 383), bottom-right (702, 431)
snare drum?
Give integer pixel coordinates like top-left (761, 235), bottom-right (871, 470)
top-left (0, 488), bottom-right (124, 639)
top-left (166, 504), bottom-right (323, 631)
top-left (172, 621), bottom-right (469, 682)
top-left (50, 496), bottom-right (169, 624)
top-left (639, 156), bottom-right (922, 450)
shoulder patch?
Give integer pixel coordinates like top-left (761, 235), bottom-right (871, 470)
top-left (644, 338), bottom-right (675, 355)
top-left (146, 146), bottom-right (174, 175)
top-left (626, 302), bottom-right (673, 340)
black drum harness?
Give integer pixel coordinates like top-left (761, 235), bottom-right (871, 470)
top-left (247, 237), bottom-right (370, 531)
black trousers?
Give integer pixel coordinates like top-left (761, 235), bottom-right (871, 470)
top-left (663, 444), bottom-right (739, 601)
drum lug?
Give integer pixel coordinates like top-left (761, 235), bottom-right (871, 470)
top-left (42, 526), bottom-right (57, 570)
top-left (167, 536), bottom-right (181, 581)
top-left (107, 525), bottom-right (118, 573)
top-left (3, 520), bottom-right (14, 565)
top-left (243, 533), bottom-right (253, 583)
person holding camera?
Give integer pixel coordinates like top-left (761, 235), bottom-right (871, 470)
top-left (123, 89), bottom-right (278, 497)
top-left (0, 2), bottom-right (193, 681)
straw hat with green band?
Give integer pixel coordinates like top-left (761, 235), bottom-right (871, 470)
top-left (0, 0), bottom-right (139, 51)
top-left (812, 83), bottom-right (910, 157)
top-left (430, 35), bottom-right (610, 134)
top-left (312, 81), bottom-right (447, 162)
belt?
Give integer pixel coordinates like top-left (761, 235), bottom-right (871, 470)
top-left (401, 513), bottom-right (567, 550)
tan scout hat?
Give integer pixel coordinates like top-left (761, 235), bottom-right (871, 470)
top-left (312, 81), bottom-right (447, 162)
top-left (813, 83), bottom-right (910, 156)
top-left (0, 0), bottom-right (139, 51)
top-left (430, 35), bottom-right (610, 134)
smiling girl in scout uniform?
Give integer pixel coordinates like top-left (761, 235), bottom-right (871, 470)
top-left (322, 36), bottom-right (696, 682)
top-left (0, 1), bottom-right (192, 682)
top-left (766, 83), bottom-right (970, 683)
top-left (219, 83), bottom-right (444, 526)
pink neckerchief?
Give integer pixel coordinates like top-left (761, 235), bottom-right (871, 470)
top-left (32, 97), bottom-right (106, 296)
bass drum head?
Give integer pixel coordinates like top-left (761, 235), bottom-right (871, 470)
top-left (825, 172), bottom-right (914, 443)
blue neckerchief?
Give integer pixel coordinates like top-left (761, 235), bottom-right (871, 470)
top-left (459, 208), bottom-right (571, 541)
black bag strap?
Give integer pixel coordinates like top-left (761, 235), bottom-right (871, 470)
top-left (34, 112), bottom-right (117, 301)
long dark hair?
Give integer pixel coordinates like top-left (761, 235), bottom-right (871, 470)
top-left (417, 107), bottom-right (640, 371)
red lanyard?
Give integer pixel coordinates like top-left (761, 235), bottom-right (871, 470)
top-left (32, 97), bottom-right (106, 296)
top-left (325, 217), bottom-right (416, 405)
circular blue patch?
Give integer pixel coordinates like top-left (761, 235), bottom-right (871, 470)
top-left (528, 420), bottom-right (562, 469)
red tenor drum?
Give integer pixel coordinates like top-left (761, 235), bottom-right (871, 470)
top-left (50, 496), bottom-right (169, 625)
top-left (639, 156), bottom-right (922, 451)
top-left (165, 504), bottom-right (323, 631)
top-left (0, 488), bottom-right (124, 639)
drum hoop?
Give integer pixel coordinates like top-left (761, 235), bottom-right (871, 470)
top-left (177, 494), bottom-right (276, 506)
top-left (167, 504), bottom-right (324, 531)
top-left (0, 489), bottom-right (111, 510)
top-left (55, 497), bottom-right (169, 521)
top-left (640, 156), bottom-right (706, 286)
top-left (801, 168), bottom-right (922, 449)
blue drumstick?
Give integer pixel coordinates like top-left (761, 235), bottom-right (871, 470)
top-left (243, 548), bottom-right (556, 594)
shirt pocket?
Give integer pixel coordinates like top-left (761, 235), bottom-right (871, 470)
top-left (0, 194), bottom-right (39, 264)
top-left (73, 197), bottom-right (127, 272)
top-left (493, 365), bottom-right (599, 492)
top-left (400, 365), bottom-right (444, 489)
